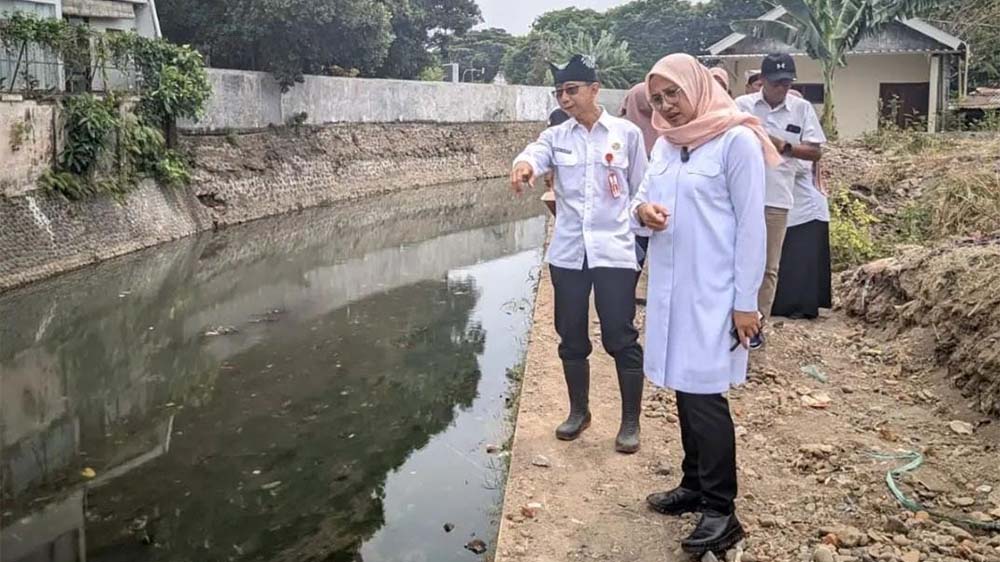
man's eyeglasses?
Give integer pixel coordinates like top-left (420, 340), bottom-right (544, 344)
top-left (552, 83), bottom-right (592, 98)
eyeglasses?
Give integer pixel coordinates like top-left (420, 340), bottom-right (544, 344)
top-left (648, 86), bottom-right (682, 109)
top-left (552, 83), bottom-right (592, 98)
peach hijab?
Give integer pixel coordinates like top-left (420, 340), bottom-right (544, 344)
top-left (646, 54), bottom-right (781, 166)
top-left (708, 66), bottom-right (730, 91)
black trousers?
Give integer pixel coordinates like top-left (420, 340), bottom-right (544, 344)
top-left (549, 258), bottom-right (642, 369)
top-left (636, 235), bottom-right (650, 269)
top-left (676, 391), bottom-right (738, 514)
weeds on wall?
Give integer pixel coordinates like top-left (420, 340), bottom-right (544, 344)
top-left (8, 117), bottom-right (31, 151)
top-left (1, 13), bottom-right (210, 200)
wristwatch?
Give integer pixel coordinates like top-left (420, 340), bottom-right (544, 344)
top-left (781, 141), bottom-right (794, 156)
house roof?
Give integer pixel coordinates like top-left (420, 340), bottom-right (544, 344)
top-left (959, 88), bottom-right (1000, 110)
top-left (707, 7), bottom-right (966, 58)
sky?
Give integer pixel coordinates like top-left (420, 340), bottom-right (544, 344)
top-left (476, 0), bottom-right (632, 35)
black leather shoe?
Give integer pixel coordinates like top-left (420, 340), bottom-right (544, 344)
top-left (555, 360), bottom-right (591, 440)
top-left (645, 487), bottom-right (702, 516)
top-left (681, 511), bottom-right (745, 555)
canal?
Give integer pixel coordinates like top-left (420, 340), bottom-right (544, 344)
top-left (0, 179), bottom-right (546, 562)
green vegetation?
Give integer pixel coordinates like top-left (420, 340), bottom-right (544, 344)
top-left (1, 13), bottom-right (210, 199)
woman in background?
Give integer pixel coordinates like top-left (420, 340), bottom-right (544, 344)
top-left (771, 91), bottom-right (832, 319)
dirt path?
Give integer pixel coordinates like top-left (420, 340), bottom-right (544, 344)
top-left (495, 265), bottom-right (1000, 562)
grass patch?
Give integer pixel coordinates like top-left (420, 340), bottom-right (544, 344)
top-left (924, 170), bottom-right (1000, 239)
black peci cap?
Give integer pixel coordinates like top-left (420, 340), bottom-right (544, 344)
top-left (550, 54), bottom-right (598, 86)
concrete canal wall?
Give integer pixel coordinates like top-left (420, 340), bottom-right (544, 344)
top-left (0, 70), bottom-right (626, 291)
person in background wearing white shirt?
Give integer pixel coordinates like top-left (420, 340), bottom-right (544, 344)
top-left (632, 53), bottom-right (779, 556)
top-left (540, 108), bottom-right (571, 216)
top-left (510, 54), bottom-right (649, 454)
top-left (771, 91), bottom-right (832, 319)
top-left (735, 53), bottom-right (825, 319)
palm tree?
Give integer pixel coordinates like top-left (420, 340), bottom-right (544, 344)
top-left (545, 30), bottom-right (636, 89)
top-left (731, 0), bottom-right (939, 138)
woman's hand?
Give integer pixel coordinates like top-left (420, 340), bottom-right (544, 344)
top-left (733, 310), bottom-right (761, 349)
top-left (637, 203), bottom-right (670, 231)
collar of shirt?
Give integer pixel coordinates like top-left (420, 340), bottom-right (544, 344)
top-left (751, 92), bottom-right (789, 113)
top-left (564, 106), bottom-right (610, 133)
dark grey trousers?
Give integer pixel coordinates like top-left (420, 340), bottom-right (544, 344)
top-left (549, 258), bottom-right (642, 370)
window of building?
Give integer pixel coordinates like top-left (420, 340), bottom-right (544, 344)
top-left (791, 83), bottom-right (825, 104)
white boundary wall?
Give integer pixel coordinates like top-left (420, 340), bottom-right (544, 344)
top-left (182, 69), bottom-right (628, 131)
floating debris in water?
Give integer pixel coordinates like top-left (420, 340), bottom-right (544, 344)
top-left (464, 539), bottom-right (487, 554)
top-left (261, 481), bottom-right (282, 491)
top-left (204, 326), bottom-right (239, 337)
top-left (250, 309), bottom-right (286, 323)
top-left (444, 523), bottom-right (455, 533)
top-left (81, 467), bottom-right (96, 478)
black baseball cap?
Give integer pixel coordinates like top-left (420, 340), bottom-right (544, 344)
top-left (761, 53), bottom-right (796, 82)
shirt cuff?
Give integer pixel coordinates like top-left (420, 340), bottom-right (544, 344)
top-left (734, 291), bottom-right (758, 313)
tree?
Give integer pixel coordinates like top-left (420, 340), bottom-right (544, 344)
top-left (444, 28), bottom-right (518, 82)
top-left (732, 0), bottom-right (940, 138)
top-left (546, 31), bottom-right (636, 88)
top-left (532, 8), bottom-right (609, 40)
top-left (377, 0), bottom-right (482, 79)
top-left (157, 0), bottom-right (480, 86)
top-left (926, 0), bottom-right (1000, 88)
top-left (605, 0), bottom-right (698, 82)
top-left (501, 33), bottom-right (553, 85)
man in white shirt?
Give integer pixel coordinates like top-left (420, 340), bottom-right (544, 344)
top-left (735, 53), bottom-right (826, 318)
top-left (510, 54), bottom-right (648, 454)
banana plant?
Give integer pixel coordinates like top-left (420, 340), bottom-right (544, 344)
top-left (732, 0), bottom-right (939, 138)
top-left (544, 30), bottom-right (636, 89)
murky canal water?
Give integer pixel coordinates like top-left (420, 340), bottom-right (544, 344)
top-left (0, 180), bottom-right (546, 562)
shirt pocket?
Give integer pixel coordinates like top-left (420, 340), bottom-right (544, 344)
top-left (647, 158), bottom-right (671, 177)
top-left (684, 162), bottom-right (726, 202)
top-left (553, 150), bottom-right (579, 167)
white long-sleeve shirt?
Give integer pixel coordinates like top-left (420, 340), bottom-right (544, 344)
top-left (630, 126), bottom-right (767, 394)
top-left (735, 92), bottom-right (826, 210)
top-left (787, 159), bottom-right (830, 227)
top-left (514, 109), bottom-right (648, 270)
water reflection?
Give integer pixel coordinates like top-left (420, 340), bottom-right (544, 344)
top-left (0, 180), bottom-right (546, 562)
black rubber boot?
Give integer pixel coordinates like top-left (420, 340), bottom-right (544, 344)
top-left (614, 366), bottom-right (643, 453)
top-left (645, 487), bottom-right (703, 516)
top-left (681, 510), bottom-right (746, 556)
top-left (555, 359), bottom-right (591, 441)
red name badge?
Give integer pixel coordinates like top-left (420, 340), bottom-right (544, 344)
top-left (605, 153), bottom-right (621, 198)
